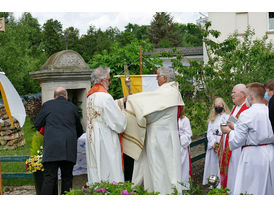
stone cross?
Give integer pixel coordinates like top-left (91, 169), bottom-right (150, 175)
top-left (60, 32), bottom-right (74, 50)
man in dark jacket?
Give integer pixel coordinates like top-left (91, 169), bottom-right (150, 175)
top-left (264, 79), bottom-right (274, 132)
top-left (34, 87), bottom-right (83, 195)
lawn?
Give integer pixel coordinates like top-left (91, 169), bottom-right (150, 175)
top-left (1, 116), bottom-right (36, 186)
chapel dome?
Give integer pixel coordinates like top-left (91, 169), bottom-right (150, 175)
top-left (40, 50), bottom-right (90, 71)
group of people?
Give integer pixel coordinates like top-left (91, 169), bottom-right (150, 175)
top-left (203, 79), bottom-right (274, 195)
top-left (33, 66), bottom-right (274, 195)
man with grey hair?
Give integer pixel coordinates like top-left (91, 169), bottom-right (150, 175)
top-left (122, 67), bottom-right (184, 194)
top-left (85, 67), bottom-right (127, 185)
top-left (219, 83), bottom-right (249, 193)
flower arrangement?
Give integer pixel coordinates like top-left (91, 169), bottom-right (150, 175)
top-left (25, 146), bottom-right (44, 173)
top-left (65, 181), bottom-right (160, 195)
top-left (25, 131), bottom-right (44, 173)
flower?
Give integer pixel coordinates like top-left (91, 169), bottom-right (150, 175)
top-left (25, 148), bottom-right (44, 173)
top-left (112, 181), bottom-right (118, 185)
top-left (121, 190), bottom-right (130, 195)
top-left (97, 188), bottom-right (106, 193)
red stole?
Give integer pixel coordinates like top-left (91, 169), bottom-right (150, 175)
top-left (87, 83), bottom-right (124, 172)
top-left (218, 103), bottom-right (249, 188)
top-left (178, 106), bottom-right (193, 179)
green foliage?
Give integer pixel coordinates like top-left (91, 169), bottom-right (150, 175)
top-left (30, 131), bottom-right (43, 156)
top-left (180, 178), bottom-right (203, 195)
top-left (65, 181), bottom-right (160, 195)
top-left (174, 23), bottom-right (274, 134)
top-left (89, 39), bottom-right (162, 99)
top-left (148, 12), bottom-right (182, 48)
top-left (207, 186), bottom-right (230, 195)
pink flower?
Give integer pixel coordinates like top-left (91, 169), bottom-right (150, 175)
top-left (112, 181), bottom-right (118, 185)
top-left (121, 190), bottom-right (130, 195)
top-left (97, 188), bottom-right (106, 193)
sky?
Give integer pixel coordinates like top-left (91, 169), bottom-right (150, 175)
top-left (3, 0), bottom-right (273, 36)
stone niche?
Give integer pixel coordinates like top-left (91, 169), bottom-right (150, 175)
top-left (30, 50), bottom-right (92, 130)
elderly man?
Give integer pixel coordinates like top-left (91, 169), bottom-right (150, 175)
top-left (218, 84), bottom-right (249, 193)
top-left (222, 82), bottom-right (274, 194)
top-left (85, 67), bottom-right (127, 185)
top-left (34, 87), bottom-right (83, 195)
top-left (122, 67), bottom-right (184, 194)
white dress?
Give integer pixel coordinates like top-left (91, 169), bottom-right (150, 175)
top-left (178, 116), bottom-right (192, 190)
top-left (202, 113), bottom-right (229, 185)
top-left (132, 106), bottom-right (182, 194)
top-left (229, 104), bottom-right (274, 195)
top-left (85, 92), bottom-right (126, 185)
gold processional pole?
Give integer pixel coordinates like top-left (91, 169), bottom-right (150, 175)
top-left (124, 63), bottom-right (132, 95)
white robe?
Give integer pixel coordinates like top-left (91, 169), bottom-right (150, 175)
top-left (229, 104), bottom-right (274, 195)
top-left (202, 113), bottom-right (229, 185)
top-left (178, 116), bottom-right (192, 190)
top-left (85, 92), bottom-right (126, 185)
top-left (132, 106), bottom-right (182, 194)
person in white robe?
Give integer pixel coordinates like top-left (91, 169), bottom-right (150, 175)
top-left (178, 107), bottom-right (192, 190)
top-left (85, 67), bottom-right (127, 185)
top-left (219, 84), bottom-right (248, 193)
top-left (122, 67), bottom-right (184, 194)
top-left (223, 82), bottom-right (274, 195)
top-left (202, 98), bottom-right (230, 185)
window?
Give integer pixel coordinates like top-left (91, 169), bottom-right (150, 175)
top-left (269, 12), bottom-right (274, 30)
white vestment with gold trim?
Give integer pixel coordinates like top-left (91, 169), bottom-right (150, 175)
top-left (85, 92), bottom-right (126, 185)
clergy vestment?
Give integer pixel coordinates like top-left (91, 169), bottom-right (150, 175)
top-left (218, 103), bottom-right (249, 192)
top-left (203, 113), bottom-right (229, 185)
top-left (229, 104), bottom-right (274, 195)
top-left (178, 116), bottom-right (193, 190)
top-left (122, 81), bottom-right (184, 194)
top-left (85, 84), bottom-right (126, 185)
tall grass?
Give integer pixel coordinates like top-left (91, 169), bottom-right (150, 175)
top-left (1, 116), bottom-right (36, 186)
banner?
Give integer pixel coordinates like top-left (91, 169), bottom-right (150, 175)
top-left (120, 75), bottom-right (159, 96)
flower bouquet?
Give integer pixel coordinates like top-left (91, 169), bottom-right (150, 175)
top-left (25, 146), bottom-right (44, 173)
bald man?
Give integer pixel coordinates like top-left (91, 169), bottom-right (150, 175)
top-left (34, 87), bottom-right (83, 195)
top-left (218, 84), bottom-right (249, 193)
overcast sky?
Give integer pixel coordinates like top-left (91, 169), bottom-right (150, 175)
top-left (3, 0), bottom-right (274, 36)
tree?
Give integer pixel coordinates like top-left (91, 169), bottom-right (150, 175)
top-left (173, 23), bottom-right (274, 134)
top-left (41, 19), bottom-right (63, 56)
top-left (89, 39), bottom-right (162, 99)
top-left (147, 12), bottom-right (181, 48)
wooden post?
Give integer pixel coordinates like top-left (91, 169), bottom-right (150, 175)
top-left (0, 17), bottom-right (5, 32)
top-left (140, 46), bottom-right (143, 75)
top-left (0, 161), bottom-right (3, 195)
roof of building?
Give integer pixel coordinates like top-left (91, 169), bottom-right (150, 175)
top-left (144, 46), bottom-right (203, 56)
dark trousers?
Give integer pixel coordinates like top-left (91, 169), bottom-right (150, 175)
top-left (123, 154), bottom-right (134, 182)
top-left (41, 161), bottom-right (74, 195)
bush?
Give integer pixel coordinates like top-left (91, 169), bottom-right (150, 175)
top-left (65, 181), bottom-right (160, 195)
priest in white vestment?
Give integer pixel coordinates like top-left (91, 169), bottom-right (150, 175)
top-left (122, 67), bottom-right (184, 194)
top-left (202, 98), bottom-right (230, 185)
top-left (223, 82), bottom-right (274, 195)
top-left (219, 84), bottom-right (249, 193)
top-left (85, 67), bottom-right (127, 185)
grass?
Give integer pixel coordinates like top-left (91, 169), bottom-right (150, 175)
top-left (1, 116), bottom-right (36, 186)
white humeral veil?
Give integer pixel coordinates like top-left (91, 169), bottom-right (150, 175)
top-left (122, 81), bottom-right (184, 194)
